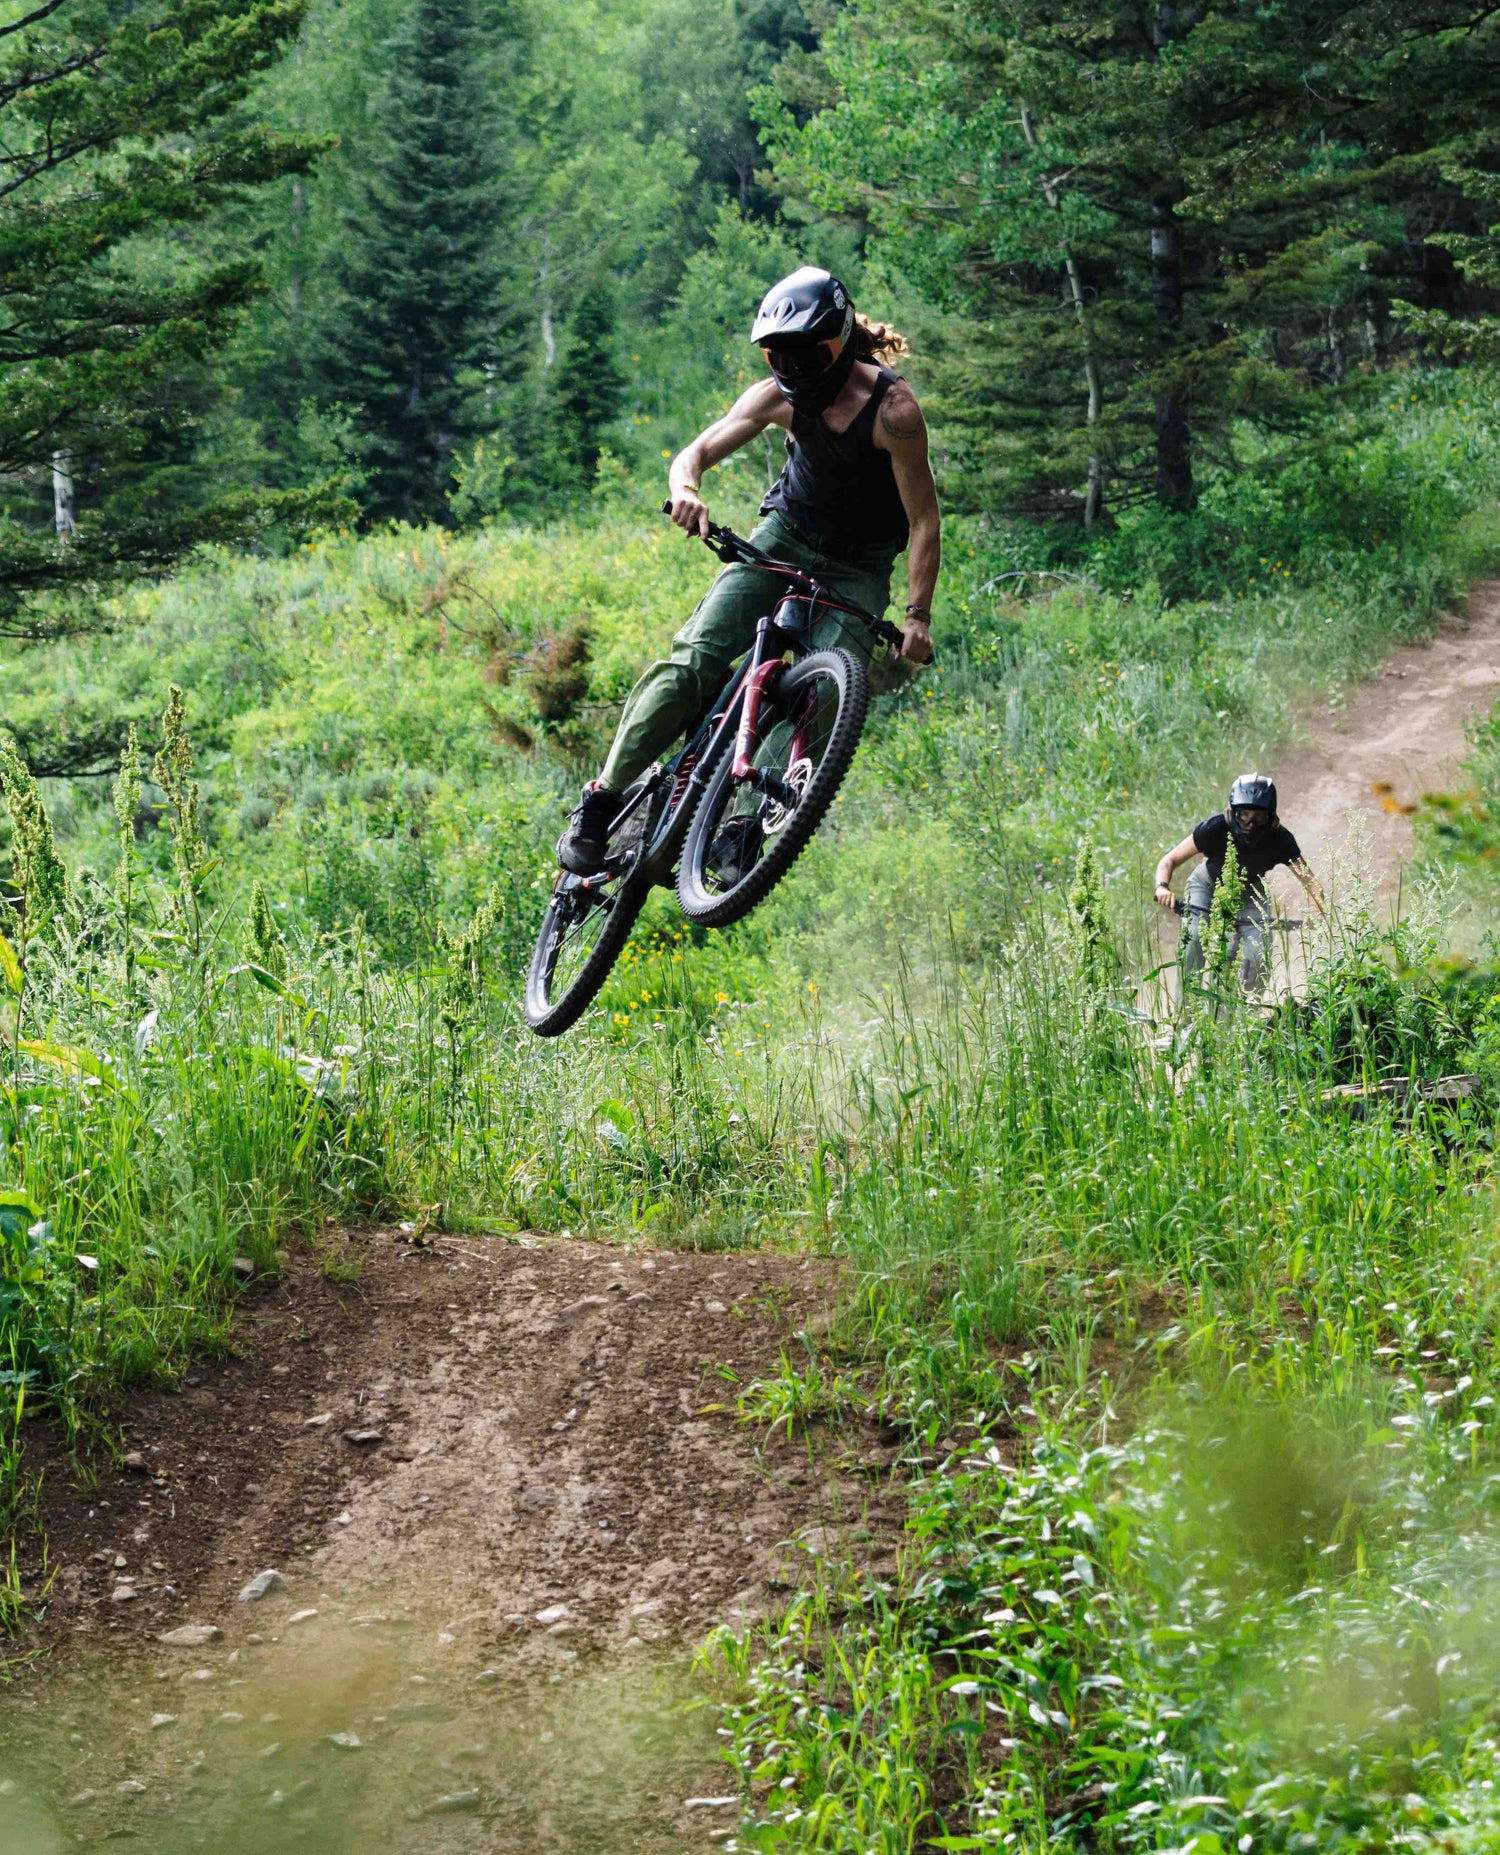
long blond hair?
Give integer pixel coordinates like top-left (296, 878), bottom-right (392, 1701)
top-left (850, 314), bottom-right (910, 363)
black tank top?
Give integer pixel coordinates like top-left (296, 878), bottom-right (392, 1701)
top-left (761, 367), bottom-right (910, 554)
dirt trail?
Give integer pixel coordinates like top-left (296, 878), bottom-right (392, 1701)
top-left (1268, 580), bottom-right (1500, 908)
top-left (12, 585), bottom-right (1497, 1847)
top-left (0, 1233), bottom-right (903, 1851)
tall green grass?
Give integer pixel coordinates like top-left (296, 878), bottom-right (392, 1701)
top-left (712, 877), bottom-right (1500, 1852)
top-left (4, 368), bottom-right (1500, 1836)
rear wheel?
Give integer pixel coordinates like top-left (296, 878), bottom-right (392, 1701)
top-left (525, 785), bottom-right (658, 1037)
top-left (524, 874), bottom-right (645, 1037)
top-left (676, 647), bottom-right (867, 929)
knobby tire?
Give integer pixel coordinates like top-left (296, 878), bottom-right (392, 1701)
top-left (524, 874), bottom-right (646, 1038)
top-left (676, 647), bottom-right (868, 929)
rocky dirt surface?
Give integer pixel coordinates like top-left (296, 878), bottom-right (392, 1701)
top-left (0, 1229), bottom-right (905, 1851)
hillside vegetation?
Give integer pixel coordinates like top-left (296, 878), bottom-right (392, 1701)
top-left (13, 0), bottom-right (1500, 1838)
top-left (6, 378), bottom-right (1500, 1846)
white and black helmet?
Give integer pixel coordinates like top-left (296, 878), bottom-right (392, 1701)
top-left (1227, 772), bottom-right (1277, 838)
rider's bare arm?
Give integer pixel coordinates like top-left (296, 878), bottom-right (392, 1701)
top-left (1289, 858), bottom-right (1327, 918)
top-left (666, 379), bottom-right (788, 538)
top-left (875, 383), bottom-right (940, 663)
top-left (1154, 834), bottom-right (1200, 910)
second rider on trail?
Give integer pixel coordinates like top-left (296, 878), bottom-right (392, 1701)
top-left (558, 266), bottom-right (941, 877)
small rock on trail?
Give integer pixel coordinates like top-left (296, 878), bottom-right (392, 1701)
top-left (237, 1569), bottom-right (285, 1603)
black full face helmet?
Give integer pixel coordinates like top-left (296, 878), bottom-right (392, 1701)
top-left (1227, 772), bottom-right (1277, 842)
top-left (751, 267), bottom-right (858, 416)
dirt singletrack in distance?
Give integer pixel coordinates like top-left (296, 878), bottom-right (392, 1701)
top-left (1267, 579), bottom-right (1500, 909)
top-left (0, 1231), bottom-right (905, 1852)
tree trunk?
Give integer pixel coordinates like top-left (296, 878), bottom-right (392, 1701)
top-left (1150, 206), bottom-right (1193, 511)
top-left (1020, 103), bottom-right (1106, 528)
top-left (51, 450), bottom-right (75, 537)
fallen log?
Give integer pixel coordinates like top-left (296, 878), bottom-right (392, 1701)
top-left (1320, 1073), bottom-right (1481, 1116)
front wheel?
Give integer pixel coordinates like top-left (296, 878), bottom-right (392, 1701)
top-left (676, 647), bottom-right (868, 928)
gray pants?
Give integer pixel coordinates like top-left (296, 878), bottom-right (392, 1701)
top-left (1180, 863), bottom-right (1271, 993)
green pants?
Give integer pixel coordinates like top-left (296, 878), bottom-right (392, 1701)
top-left (600, 511), bottom-right (902, 791)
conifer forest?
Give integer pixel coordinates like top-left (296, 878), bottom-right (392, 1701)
top-left (11, 1), bottom-right (1500, 1849)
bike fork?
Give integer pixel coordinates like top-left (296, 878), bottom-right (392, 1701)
top-left (730, 615), bottom-right (804, 810)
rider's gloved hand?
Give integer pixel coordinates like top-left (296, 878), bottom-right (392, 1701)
top-left (668, 489), bottom-right (711, 538)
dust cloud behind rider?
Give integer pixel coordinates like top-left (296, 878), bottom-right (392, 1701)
top-left (558, 266), bottom-right (940, 876)
top-left (1154, 773), bottom-right (1326, 992)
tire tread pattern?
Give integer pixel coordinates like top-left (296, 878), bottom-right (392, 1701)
top-left (524, 875), bottom-right (646, 1037)
top-left (676, 648), bottom-right (868, 929)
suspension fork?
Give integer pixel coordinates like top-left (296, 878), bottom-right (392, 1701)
top-left (787, 682), bottom-right (820, 767)
top-left (733, 613), bottom-right (787, 782)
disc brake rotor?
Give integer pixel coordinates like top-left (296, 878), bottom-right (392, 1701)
top-left (762, 755), bottom-right (813, 834)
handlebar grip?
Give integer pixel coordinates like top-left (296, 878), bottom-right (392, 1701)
top-left (660, 499), bottom-right (672, 515)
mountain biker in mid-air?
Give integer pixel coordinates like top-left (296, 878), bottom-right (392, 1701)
top-left (557, 266), bottom-right (940, 877)
top-left (1154, 774), bottom-right (1326, 992)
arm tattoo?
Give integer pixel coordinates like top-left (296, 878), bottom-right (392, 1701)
top-left (879, 387), bottom-right (925, 442)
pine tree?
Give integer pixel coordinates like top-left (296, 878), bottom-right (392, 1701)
top-left (319, 0), bottom-right (519, 525)
top-left (0, 0), bottom-right (344, 642)
top-left (1397, 167), bottom-right (1500, 366)
top-left (767, 0), bottom-right (1500, 526)
top-left (555, 283), bottom-right (626, 483)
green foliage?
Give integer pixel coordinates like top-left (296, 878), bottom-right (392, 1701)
top-left (0, 739), bottom-right (71, 944)
top-left (216, 0), bottom-right (835, 523)
top-left (708, 893), bottom-right (1500, 1851)
top-left (0, 0), bottom-right (349, 642)
top-left (241, 880), bottom-right (288, 982)
top-left (555, 283), bottom-right (628, 481)
top-left (1065, 840), bottom-right (1114, 996)
top-left (1398, 165), bottom-right (1500, 366)
top-left (152, 686), bottom-right (213, 952)
top-left (1204, 836), bottom-right (1246, 983)
top-left (318, 0), bottom-right (524, 523)
top-left (762, 0), bottom-right (1500, 527)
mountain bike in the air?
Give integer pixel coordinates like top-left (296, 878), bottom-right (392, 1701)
top-left (523, 509), bottom-right (911, 1036)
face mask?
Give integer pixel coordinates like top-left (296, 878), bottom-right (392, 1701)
top-left (764, 337), bottom-right (857, 417)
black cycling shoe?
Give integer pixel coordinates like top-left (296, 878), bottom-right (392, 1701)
top-left (557, 783), bottom-right (621, 876)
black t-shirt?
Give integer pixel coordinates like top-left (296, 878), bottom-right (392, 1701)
top-left (1192, 812), bottom-right (1302, 887)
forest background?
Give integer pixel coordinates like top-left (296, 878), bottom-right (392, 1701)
top-left (13, 1), bottom-right (1500, 1851)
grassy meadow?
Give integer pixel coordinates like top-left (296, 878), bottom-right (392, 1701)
top-left (6, 372), bottom-right (1500, 1842)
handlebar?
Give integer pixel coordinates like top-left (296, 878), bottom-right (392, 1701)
top-left (1171, 898), bottom-right (1304, 930)
top-left (660, 500), bottom-right (911, 655)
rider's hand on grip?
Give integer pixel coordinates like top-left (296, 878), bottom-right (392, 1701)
top-left (898, 617), bottom-right (934, 666)
top-left (662, 491), bottom-right (711, 539)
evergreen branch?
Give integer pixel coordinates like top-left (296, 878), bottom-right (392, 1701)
top-left (0, 0), bottom-right (75, 44)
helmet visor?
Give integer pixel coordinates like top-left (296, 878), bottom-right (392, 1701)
top-left (762, 337), bottom-right (843, 387)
